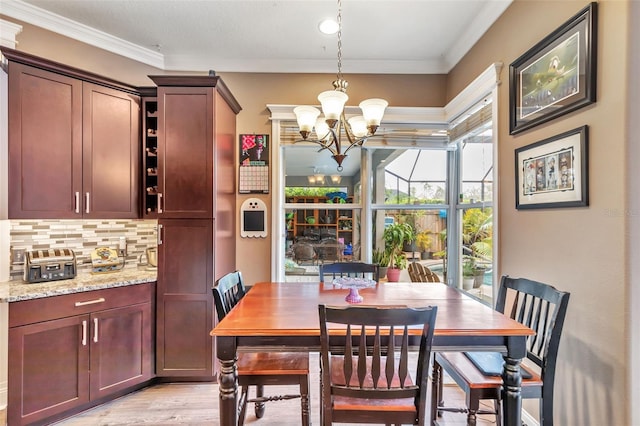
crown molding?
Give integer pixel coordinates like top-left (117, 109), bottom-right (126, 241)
top-left (443, 1), bottom-right (512, 71)
top-left (267, 105), bottom-right (446, 125)
top-left (1, 0), bottom-right (164, 69)
top-left (0, 19), bottom-right (22, 48)
top-left (444, 62), bottom-right (503, 122)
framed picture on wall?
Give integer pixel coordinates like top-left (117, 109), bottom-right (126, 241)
top-left (509, 2), bottom-right (597, 135)
top-left (515, 125), bottom-right (588, 209)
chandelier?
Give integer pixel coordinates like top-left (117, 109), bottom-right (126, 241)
top-left (293, 0), bottom-right (388, 171)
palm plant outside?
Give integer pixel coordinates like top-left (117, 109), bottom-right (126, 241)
top-left (462, 208), bottom-right (493, 267)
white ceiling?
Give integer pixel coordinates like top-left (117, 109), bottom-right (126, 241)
top-left (3, 0), bottom-right (511, 74)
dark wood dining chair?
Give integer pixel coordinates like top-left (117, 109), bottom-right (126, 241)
top-left (407, 262), bottom-right (441, 283)
top-left (213, 271), bottom-right (310, 426)
top-left (432, 275), bottom-right (570, 426)
top-left (318, 262), bottom-right (380, 283)
top-left (318, 304), bottom-right (438, 425)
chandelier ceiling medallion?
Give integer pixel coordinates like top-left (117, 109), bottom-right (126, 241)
top-left (293, 0), bottom-right (388, 171)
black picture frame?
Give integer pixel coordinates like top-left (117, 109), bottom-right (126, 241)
top-left (515, 125), bottom-right (588, 210)
top-left (509, 2), bottom-right (597, 135)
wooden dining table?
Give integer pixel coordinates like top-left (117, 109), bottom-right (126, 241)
top-left (211, 281), bottom-right (534, 426)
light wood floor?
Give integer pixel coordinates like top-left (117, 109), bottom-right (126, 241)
top-left (51, 354), bottom-right (498, 425)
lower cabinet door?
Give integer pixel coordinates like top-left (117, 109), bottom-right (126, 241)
top-left (156, 219), bottom-right (214, 378)
top-left (89, 302), bottom-right (153, 399)
top-left (8, 315), bottom-right (90, 426)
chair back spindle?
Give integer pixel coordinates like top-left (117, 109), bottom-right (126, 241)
top-left (496, 276), bottom-right (570, 370)
top-left (213, 270), bottom-right (246, 321)
top-left (319, 262), bottom-right (380, 283)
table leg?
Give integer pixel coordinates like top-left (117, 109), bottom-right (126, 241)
top-left (217, 336), bottom-right (238, 426)
top-left (502, 336), bottom-right (526, 426)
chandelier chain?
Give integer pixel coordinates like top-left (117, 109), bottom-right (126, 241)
top-left (336, 0), bottom-right (342, 81)
top-left (292, 0), bottom-right (387, 170)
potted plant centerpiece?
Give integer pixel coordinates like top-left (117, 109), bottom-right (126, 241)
top-left (383, 222), bottom-right (415, 282)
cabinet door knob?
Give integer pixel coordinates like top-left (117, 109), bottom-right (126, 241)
top-left (157, 224), bottom-right (163, 245)
top-left (158, 193), bottom-right (163, 214)
top-left (75, 192), bottom-right (80, 214)
top-left (85, 192), bottom-right (90, 214)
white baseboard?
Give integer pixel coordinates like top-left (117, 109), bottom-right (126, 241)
top-left (522, 409), bottom-right (539, 426)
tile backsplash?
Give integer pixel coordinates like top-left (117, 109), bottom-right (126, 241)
top-left (9, 219), bottom-right (158, 280)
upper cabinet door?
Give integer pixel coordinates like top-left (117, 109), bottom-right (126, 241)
top-left (82, 83), bottom-right (140, 219)
top-left (157, 86), bottom-right (214, 219)
top-left (8, 62), bottom-right (83, 219)
top-left (7, 61), bottom-right (141, 219)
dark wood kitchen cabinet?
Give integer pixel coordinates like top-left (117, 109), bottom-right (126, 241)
top-left (82, 82), bottom-right (140, 218)
top-left (8, 283), bottom-right (154, 426)
top-left (155, 219), bottom-right (214, 377)
top-left (149, 76), bottom-right (241, 219)
top-left (149, 76), bottom-right (241, 379)
top-left (142, 96), bottom-right (159, 217)
top-left (4, 48), bottom-right (140, 219)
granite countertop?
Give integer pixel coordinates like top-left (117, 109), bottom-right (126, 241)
top-left (0, 267), bottom-right (157, 303)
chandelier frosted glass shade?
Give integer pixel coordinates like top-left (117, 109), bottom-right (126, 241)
top-left (347, 116), bottom-right (367, 138)
top-left (359, 98), bottom-right (389, 129)
top-left (314, 118), bottom-right (331, 141)
top-left (317, 90), bottom-right (349, 124)
top-left (293, 106), bottom-right (321, 138)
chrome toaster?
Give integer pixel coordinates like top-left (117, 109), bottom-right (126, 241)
top-left (24, 249), bottom-right (77, 283)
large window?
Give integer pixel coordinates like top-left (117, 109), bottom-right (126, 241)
top-left (281, 145), bottom-right (363, 281)
top-left (277, 109), bottom-right (494, 303)
top-left (454, 102), bottom-right (494, 303)
top-left (270, 65), bottom-right (499, 303)
top-left (371, 148), bottom-right (449, 283)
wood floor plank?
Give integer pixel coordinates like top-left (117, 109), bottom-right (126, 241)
top-left (52, 354), bottom-right (497, 425)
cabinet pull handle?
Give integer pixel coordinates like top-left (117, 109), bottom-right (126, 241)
top-left (93, 318), bottom-right (99, 343)
top-left (75, 297), bottom-right (105, 307)
top-left (75, 192), bottom-right (80, 214)
top-left (82, 320), bottom-right (87, 346)
top-left (158, 193), bottom-right (163, 213)
top-left (85, 192), bottom-right (90, 214)
top-left (157, 224), bottom-right (163, 245)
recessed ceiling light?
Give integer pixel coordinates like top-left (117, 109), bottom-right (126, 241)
top-left (318, 18), bottom-right (339, 35)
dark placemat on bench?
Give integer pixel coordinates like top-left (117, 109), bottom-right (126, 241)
top-left (464, 352), bottom-right (533, 379)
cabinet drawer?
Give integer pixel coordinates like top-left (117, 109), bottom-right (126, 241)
top-left (9, 282), bottom-right (154, 328)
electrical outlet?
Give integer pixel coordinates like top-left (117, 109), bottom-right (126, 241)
top-left (118, 237), bottom-right (127, 257)
top-left (11, 248), bottom-right (26, 264)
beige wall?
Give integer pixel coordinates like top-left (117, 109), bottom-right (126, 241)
top-left (448, 1), bottom-right (630, 424)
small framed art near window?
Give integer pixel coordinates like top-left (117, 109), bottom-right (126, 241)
top-left (515, 125), bottom-right (588, 210)
top-left (509, 2), bottom-right (597, 135)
